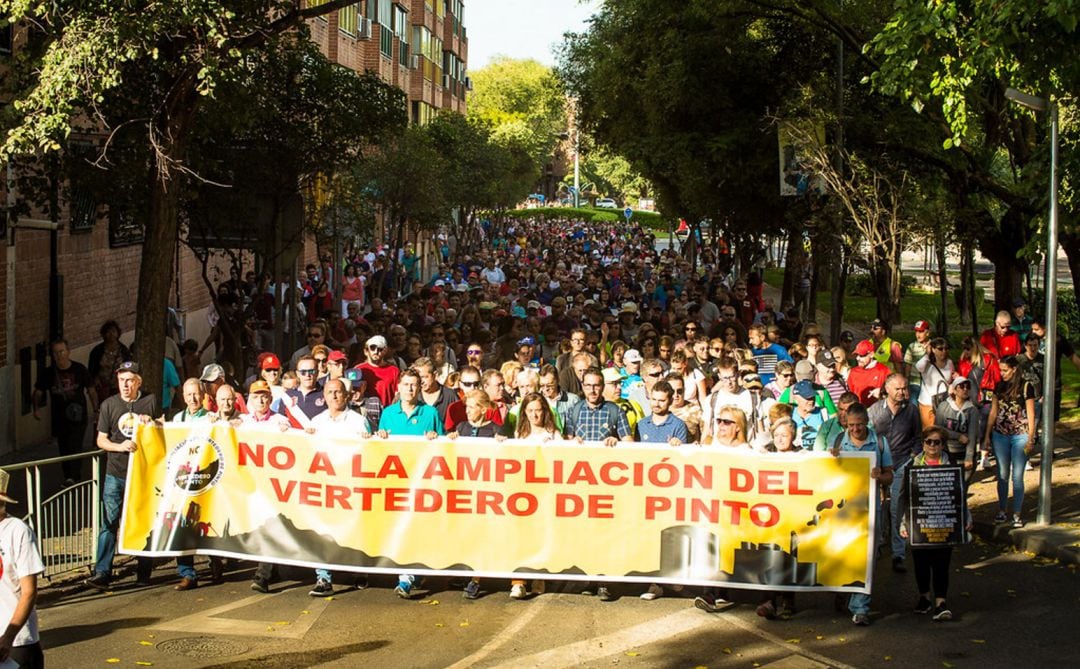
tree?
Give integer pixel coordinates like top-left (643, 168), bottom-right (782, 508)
top-left (467, 57), bottom-right (567, 194)
top-left (353, 125), bottom-right (447, 300)
top-left (0, 0), bottom-right (363, 399)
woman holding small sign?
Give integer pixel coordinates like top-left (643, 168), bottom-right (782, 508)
top-left (899, 426), bottom-right (972, 622)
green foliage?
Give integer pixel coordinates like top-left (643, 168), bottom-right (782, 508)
top-left (466, 57), bottom-right (566, 183)
top-left (1029, 287), bottom-right (1080, 341)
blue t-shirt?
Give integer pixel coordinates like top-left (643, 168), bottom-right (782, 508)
top-left (378, 402), bottom-right (444, 436)
top-left (792, 407), bottom-right (826, 450)
top-left (636, 413), bottom-right (689, 444)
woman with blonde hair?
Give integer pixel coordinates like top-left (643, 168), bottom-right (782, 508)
top-left (711, 405), bottom-right (751, 448)
top-left (500, 360), bottom-right (524, 403)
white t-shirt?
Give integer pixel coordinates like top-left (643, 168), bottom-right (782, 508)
top-left (311, 409), bottom-right (372, 436)
top-left (0, 516), bottom-right (44, 646)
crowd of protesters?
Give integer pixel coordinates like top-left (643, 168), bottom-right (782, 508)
top-left (32, 215), bottom-right (1076, 633)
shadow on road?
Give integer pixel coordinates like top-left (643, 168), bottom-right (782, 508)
top-left (41, 617), bottom-right (161, 650)
top-left (199, 640), bottom-right (391, 668)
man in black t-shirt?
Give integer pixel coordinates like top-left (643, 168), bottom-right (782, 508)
top-left (33, 339), bottom-right (96, 484)
top-left (85, 361), bottom-right (161, 591)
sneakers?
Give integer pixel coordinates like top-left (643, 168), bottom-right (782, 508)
top-left (994, 511), bottom-right (1008, 523)
top-left (394, 580), bottom-right (412, 599)
top-left (509, 583), bottom-right (527, 600)
top-left (932, 602), bottom-right (952, 621)
top-left (891, 556), bottom-right (907, 573)
top-left (852, 613), bottom-right (871, 626)
top-left (640, 583), bottom-right (664, 601)
top-left (309, 579), bottom-right (333, 597)
top-left (756, 600), bottom-right (777, 619)
top-left (597, 586), bottom-right (613, 601)
top-left (463, 579), bottom-right (481, 600)
top-left (250, 577), bottom-right (270, 594)
top-left (1012, 514), bottom-right (1024, 528)
top-left (694, 593), bottom-right (729, 613)
top-left (84, 573), bottom-right (110, 591)
top-left (914, 596), bottom-right (933, 614)
top-left (979, 453), bottom-right (992, 470)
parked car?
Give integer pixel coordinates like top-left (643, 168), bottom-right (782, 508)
top-left (595, 198), bottom-right (618, 209)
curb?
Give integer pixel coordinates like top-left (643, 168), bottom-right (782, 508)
top-left (971, 519), bottom-right (1080, 566)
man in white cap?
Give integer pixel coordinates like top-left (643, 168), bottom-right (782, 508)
top-left (0, 471), bottom-right (44, 668)
top-left (353, 335), bottom-right (400, 426)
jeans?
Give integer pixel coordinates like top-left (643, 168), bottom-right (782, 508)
top-left (177, 556), bottom-right (197, 580)
top-left (890, 457), bottom-right (910, 560)
top-left (849, 485), bottom-right (887, 616)
top-left (94, 473), bottom-right (151, 580)
top-left (992, 431), bottom-right (1029, 515)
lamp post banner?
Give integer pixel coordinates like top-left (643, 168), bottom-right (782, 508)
top-left (120, 424), bottom-right (876, 594)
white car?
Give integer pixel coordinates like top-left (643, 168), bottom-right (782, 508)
top-left (595, 198), bottom-right (618, 209)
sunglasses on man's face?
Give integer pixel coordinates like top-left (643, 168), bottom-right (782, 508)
top-left (298, 369), bottom-right (317, 376)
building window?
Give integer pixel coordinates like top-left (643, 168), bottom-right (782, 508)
top-left (393, 3), bottom-right (408, 61)
top-left (307, 0), bottom-right (329, 22)
top-left (339, 3), bottom-right (359, 34)
top-left (376, 0), bottom-right (393, 57)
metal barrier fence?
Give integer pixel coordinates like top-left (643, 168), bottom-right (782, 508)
top-left (3, 452), bottom-right (103, 580)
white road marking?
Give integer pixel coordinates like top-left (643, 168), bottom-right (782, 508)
top-left (717, 610), bottom-right (861, 669)
top-left (445, 596), bottom-right (552, 669)
top-left (486, 607), bottom-right (711, 668)
top-left (149, 592), bottom-right (329, 639)
top-left (758, 656), bottom-right (832, 669)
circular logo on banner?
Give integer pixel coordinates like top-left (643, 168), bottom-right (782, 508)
top-left (166, 436), bottom-right (226, 496)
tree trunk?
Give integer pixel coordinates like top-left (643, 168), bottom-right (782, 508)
top-left (871, 253), bottom-right (902, 326)
top-left (936, 235), bottom-right (949, 337)
top-left (830, 243), bottom-right (850, 343)
top-left (978, 208), bottom-right (1030, 314)
top-left (781, 226), bottom-right (800, 309)
top-left (1059, 229), bottom-right (1080, 324)
top-left (133, 81), bottom-right (199, 400)
top-left (134, 166), bottom-right (181, 400)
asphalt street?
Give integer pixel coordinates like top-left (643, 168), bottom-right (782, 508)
top-left (39, 542), bottom-right (1077, 669)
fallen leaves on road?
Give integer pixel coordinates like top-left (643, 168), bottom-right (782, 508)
top-left (971, 639), bottom-right (986, 644)
top-left (722, 648), bottom-right (732, 654)
top-left (460, 620), bottom-right (469, 627)
top-left (139, 641), bottom-right (153, 646)
top-left (136, 663), bottom-right (153, 667)
top-left (106, 660), bottom-right (120, 664)
top-left (420, 599), bottom-right (440, 605)
top-left (785, 638), bottom-right (800, 644)
top-left (625, 651), bottom-right (640, 657)
top-left (884, 656), bottom-right (892, 661)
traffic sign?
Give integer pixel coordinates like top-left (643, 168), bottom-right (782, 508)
top-left (623, 207), bottom-right (633, 220)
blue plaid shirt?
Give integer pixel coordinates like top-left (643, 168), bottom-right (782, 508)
top-left (564, 400), bottom-right (632, 441)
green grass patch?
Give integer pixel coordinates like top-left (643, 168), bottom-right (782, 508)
top-left (763, 267), bottom-right (991, 345)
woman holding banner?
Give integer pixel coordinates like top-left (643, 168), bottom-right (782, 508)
top-left (453, 390), bottom-right (526, 601)
top-left (899, 426), bottom-right (972, 622)
top-left (710, 406), bottom-right (751, 449)
top-left (515, 393), bottom-right (559, 443)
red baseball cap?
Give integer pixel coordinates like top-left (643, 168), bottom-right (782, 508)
top-left (913, 320), bottom-right (931, 332)
top-left (327, 350), bottom-right (348, 363)
top-left (258, 353), bottom-right (281, 370)
top-left (855, 340), bottom-right (875, 356)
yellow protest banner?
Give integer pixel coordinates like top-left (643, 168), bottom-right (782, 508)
top-left (121, 424), bottom-right (876, 593)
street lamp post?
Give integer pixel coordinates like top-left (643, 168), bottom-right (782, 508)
top-left (1005, 87), bottom-right (1058, 526)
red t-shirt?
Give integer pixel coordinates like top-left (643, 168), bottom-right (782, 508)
top-left (354, 362), bottom-right (400, 407)
top-left (847, 362), bottom-right (891, 407)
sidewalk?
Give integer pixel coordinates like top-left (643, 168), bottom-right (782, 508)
top-left (760, 279), bottom-right (1080, 565)
top-left (965, 424), bottom-right (1080, 566)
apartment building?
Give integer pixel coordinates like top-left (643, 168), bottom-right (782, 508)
top-left (0, 3), bottom-right (467, 452)
top-left (308, 0), bottom-right (469, 122)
